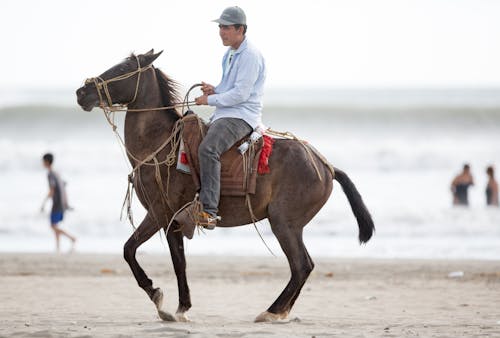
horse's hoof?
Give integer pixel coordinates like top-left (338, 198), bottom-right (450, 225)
top-left (158, 309), bottom-right (177, 322)
top-left (175, 312), bottom-right (190, 322)
top-left (152, 288), bottom-right (164, 310)
top-left (254, 311), bottom-right (289, 323)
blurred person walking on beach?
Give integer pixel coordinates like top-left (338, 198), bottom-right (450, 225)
top-left (41, 153), bottom-right (76, 252)
top-left (451, 164), bottom-right (474, 206)
top-left (485, 166), bottom-right (499, 206)
top-left (176, 6), bottom-right (266, 228)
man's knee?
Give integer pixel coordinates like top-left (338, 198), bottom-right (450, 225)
top-left (198, 140), bottom-right (219, 160)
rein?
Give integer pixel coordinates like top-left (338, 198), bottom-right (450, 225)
top-left (85, 55), bottom-right (199, 118)
top-left (85, 56), bottom-right (202, 228)
top-left (85, 60), bottom-right (331, 252)
top-left (85, 56), bottom-right (202, 172)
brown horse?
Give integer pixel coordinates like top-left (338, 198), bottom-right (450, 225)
top-left (76, 50), bottom-right (374, 322)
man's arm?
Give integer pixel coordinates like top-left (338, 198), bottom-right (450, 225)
top-left (41, 187), bottom-right (54, 212)
top-left (206, 52), bottom-right (260, 107)
top-left (450, 176), bottom-right (458, 191)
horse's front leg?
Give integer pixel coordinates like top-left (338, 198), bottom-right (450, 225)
top-left (166, 225), bottom-right (191, 322)
top-left (123, 213), bottom-right (176, 321)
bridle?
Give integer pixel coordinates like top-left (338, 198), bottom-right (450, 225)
top-left (82, 55), bottom-right (192, 228)
top-left (84, 55), bottom-right (198, 116)
top-left (84, 55), bottom-right (155, 113)
top-left (81, 57), bottom-right (304, 253)
top-left (80, 55), bottom-right (215, 232)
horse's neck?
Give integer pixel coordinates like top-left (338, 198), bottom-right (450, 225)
top-left (123, 74), bottom-right (178, 160)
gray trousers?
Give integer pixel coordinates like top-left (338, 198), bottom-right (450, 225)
top-left (198, 118), bottom-right (252, 216)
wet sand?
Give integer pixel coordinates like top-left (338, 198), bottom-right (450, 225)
top-left (1, 253), bottom-right (500, 337)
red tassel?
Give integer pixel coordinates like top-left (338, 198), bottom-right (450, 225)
top-left (180, 152), bottom-right (189, 165)
top-left (258, 135), bottom-right (274, 174)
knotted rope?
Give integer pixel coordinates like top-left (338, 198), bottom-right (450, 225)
top-left (85, 58), bottom-right (200, 229)
top-left (85, 57), bottom-right (202, 229)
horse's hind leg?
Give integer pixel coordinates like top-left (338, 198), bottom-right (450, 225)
top-left (255, 221), bottom-right (314, 322)
top-left (123, 213), bottom-right (176, 321)
top-left (288, 246), bottom-right (315, 309)
top-left (165, 225), bottom-right (191, 322)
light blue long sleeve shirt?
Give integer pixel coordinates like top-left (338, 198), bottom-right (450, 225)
top-left (207, 38), bottom-right (266, 129)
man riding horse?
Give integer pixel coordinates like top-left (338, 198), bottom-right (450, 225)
top-left (174, 6), bottom-right (266, 230)
top-left (76, 6), bottom-right (374, 323)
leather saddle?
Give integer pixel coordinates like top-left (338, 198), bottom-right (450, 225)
top-left (179, 114), bottom-right (262, 196)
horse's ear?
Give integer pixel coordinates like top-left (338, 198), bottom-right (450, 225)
top-left (145, 49), bottom-right (154, 56)
top-left (140, 50), bottom-right (163, 66)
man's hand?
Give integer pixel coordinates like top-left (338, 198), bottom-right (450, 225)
top-left (195, 95), bottom-right (208, 105)
top-left (201, 82), bottom-right (215, 95)
top-left (40, 196), bottom-right (49, 213)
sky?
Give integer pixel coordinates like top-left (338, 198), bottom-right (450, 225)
top-left (1, 0), bottom-right (500, 90)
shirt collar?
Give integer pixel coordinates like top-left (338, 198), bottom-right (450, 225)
top-left (232, 37), bottom-right (248, 55)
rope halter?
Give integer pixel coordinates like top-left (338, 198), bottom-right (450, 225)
top-left (84, 55), bottom-right (153, 113)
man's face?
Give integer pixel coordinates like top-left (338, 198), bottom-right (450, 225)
top-left (219, 24), bottom-right (242, 47)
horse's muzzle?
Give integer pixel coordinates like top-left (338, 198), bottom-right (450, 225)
top-left (76, 86), bottom-right (98, 112)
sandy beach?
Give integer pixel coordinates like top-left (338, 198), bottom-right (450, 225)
top-left (0, 253), bottom-right (499, 338)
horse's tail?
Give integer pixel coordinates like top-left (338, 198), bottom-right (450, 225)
top-left (333, 167), bottom-right (375, 243)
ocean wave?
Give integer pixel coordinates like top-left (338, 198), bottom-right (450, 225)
top-left (2, 103), bottom-right (500, 128)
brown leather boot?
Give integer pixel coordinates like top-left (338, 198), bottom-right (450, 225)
top-left (196, 211), bottom-right (219, 230)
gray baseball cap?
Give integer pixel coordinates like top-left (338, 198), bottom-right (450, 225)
top-left (212, 6), bottom-right (246, 25)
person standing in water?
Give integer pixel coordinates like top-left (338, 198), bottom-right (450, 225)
top-left (485, 166), bottom-right (499, 206)
top-left (41, 153), bottom-right (76, 252)
top-left (451, 164), bottom-right (474, 206)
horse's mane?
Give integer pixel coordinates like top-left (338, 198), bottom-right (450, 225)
top-left (153, 67), bottom-right (181, 110)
